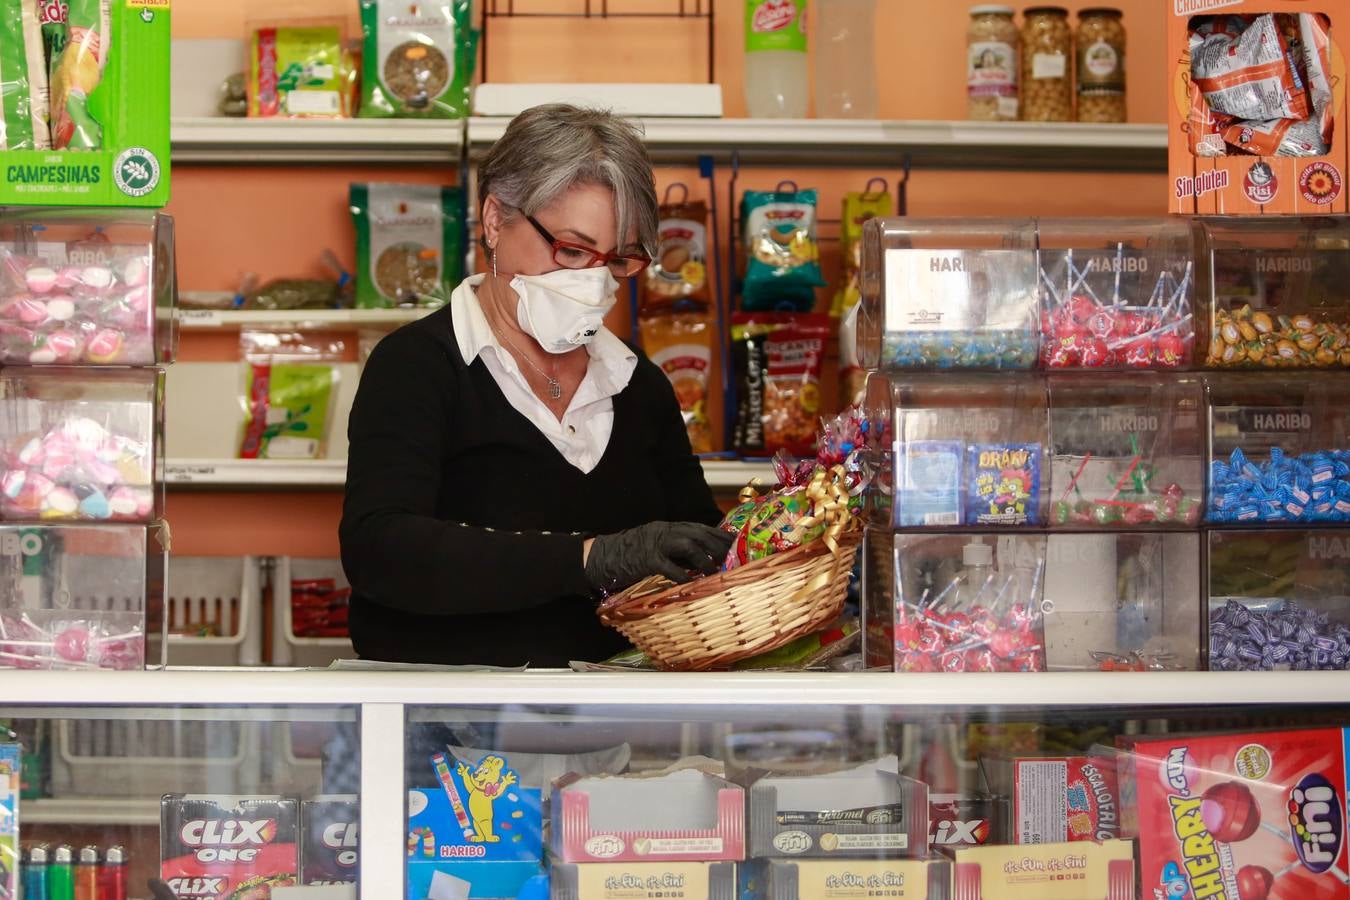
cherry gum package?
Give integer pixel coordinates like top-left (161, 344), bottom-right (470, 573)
top-left (161, 794), bottom-right (299, 899)
top-left (1120, 728), bottom-right (1349, 900)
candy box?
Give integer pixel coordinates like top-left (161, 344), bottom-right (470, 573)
top-left (0, 744), bottom-right (18, 900)
top-left (552, 862), bottom-right (736, 900)
top-left (0, 1), bottom-right (171, 207)
top-left (1168, 4), bottom-right (1350, 215)
top-left (942, 839), bottom-right (1134, 900)
top-left (300, 796), bottom-right (358, 885)
top-left (857, 218), bottom-right (1039, 371)
top-left (929, 794), bottom-right (1002, 847)
top-left (160, 794), bottom-right (299, 900)
top-left (1119, 727), bottom-right (1350, 900)
top-left (984, 755), bottom-right (1122, 845)
top-left (551, 768), bottom-right (745, 864)
top-left (744, 858), bottom-right (948, 900)
top-left (745, 756), bottom-right (929, 859)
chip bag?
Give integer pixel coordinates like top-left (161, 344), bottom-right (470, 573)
top-left (238, 331), bottom-right (343, 460)
top-left (639, 309), bottom-right (715, 454)
top-left (1190, 13), bottom-right (1310, 123)
top-left (830, 183), bottom-right (893, 317)
top-left (358, 0), bottom-right (477, 119)
top-left (248, 20), bottom-right (346, 118)
top-left (2, 0), bottom-right (51, 150)
top-left (741, 185), bottom-right (825, 311)
top-left (350, 183), bottom-right (465, 309)
top-left (640, 184), bottom-right (711, 310)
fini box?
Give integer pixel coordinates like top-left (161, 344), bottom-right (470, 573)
top-left (1, 0), bottom-right (171, 207)
top-left (747, 858), bottom-right (948, 900)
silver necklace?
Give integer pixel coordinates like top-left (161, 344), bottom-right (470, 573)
top-left (491, 324), bottom-right (563, 400)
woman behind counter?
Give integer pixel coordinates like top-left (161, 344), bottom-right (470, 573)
top-left (340, 104), bottom-right (732, 667)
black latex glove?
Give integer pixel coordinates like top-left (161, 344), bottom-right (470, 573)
top-left (585, 521), bottom-right (735, 593)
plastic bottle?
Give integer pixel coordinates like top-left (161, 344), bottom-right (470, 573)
top-left (814, 0), bottom-right (878, 118)
top-left (745, 0), bottom-right (810, 118)
top-left (958, 537), bottom-right (995, 608)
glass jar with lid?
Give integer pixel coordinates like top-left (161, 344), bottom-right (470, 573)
top-left (1077, 8), bottom-right (1126, 123)
top-left (967, 6), bottom-right (1019, 121)
top-left (1021, 6), bottom-right (1072, 122)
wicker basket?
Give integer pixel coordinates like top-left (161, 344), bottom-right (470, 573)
top-left (598, 532), bottom-right (862, 671)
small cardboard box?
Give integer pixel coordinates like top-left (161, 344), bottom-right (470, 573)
top-left (550, 862), bottom-right (737, 900)
top-left (1, 1), bottom-right (170, 207)
top-left (929, 794), bottom-right (1002, 848)
top-left (405, 860), bottom-right (543, 900)
top-left (552, 769), bottom-right (745, 863)
top-left (945, 839), bottom-right (1135, 900)
top-left (746, 757), bottom-right (929, 859)
top-left (1169, 3), bottom-right (1350, 215)
top-left (1000, 756), bottom-right (1121, 845)
top-left (160, 794), bottom-right (299, 900)
top-left (748, 858), bottom-right (949, 900)
top-left (300, 796), bottom-right (358, 885)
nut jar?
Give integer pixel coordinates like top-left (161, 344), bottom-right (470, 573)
top-left (1021, 6), bottom-right (1072, 122)
top-left (1077, 8), bottom-right (1126, 123)
top-left (967, 6), bottom-right (1019, 121)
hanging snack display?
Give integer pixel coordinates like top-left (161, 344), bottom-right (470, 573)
top-left (350, 183), bottom-right (464, 309)
top-left (1021, 7), bottom-right (1073, 123)
top-left (830, 183), bottom-right (893, 318)
top-left (238, 331), bottom-right (342, 461)
top-left (358, 0), bottom-right (477, 118)
top-left (641, 184), bottom-right (711, 309)
top-left (639, 310), bottom-right (715, 455)
top-left (731, 313), bottom-right (829, 458)
top-left (740, 186), bottom-right (825, 312)
top-left (1076, 8), bottom-right (1126, 123)
top-left (967, 6), bottom-right (1020, 122)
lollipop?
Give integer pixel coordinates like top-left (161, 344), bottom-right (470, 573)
top-left (1201, 781), bottom-right (1260, 843)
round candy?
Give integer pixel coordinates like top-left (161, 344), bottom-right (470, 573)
top-left (1201, 781), bottom-right (1260, 843)
top-left (1236, 866), bottom-right (1273, 900)
top-left (85, 328), bottom-right (124, 363)
top-left (121, 256), bottom-right (149, 287)
top-left (44, 296), bottom-right (74, 321)
top-left (80, 266), bottom-right (114, 291)
top-left (25, 267), bottom-right (56, 294)
top-left (54, 625), bottom-right (90, 663)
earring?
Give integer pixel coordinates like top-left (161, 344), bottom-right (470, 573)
top-left (491, 248), bottom-right (498, 279)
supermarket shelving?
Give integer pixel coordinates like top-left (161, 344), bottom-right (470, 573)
top-left (170, 116), bottom-right (464, 164)
top-left (25, 796), bottom-right (160, 827)
top-left (176, 297), bottom-right (433, 332)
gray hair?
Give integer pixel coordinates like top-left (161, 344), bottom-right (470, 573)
top-left (478, 104), bottom-right (659, 257)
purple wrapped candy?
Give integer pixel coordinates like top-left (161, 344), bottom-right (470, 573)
top-left (1210, 599), bottom-right (1350, 671)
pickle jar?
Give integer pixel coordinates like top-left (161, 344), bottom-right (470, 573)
top-left (968, 6), bottom-right (1020, 121)
top-left (1021, 7), bottom-right (1072, 122)
top-left (1076, 8), bottom-right (1126, 123)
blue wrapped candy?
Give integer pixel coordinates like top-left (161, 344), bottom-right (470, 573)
top-left (1207, 446), bottom-right (1350, 524)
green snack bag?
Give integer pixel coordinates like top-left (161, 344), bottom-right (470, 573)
top-left (358, 0), bottom-right (477, 119)
top-left (1, 0), bottom-right (50, 150)
top-left (248, 24), bottom-right (344, 118)
top-left (238, 331), bottom-right (342, 460)
top-left (740, 187), bottom-right (826, 312)
top-left (350, 182), bottom-right (465, 309)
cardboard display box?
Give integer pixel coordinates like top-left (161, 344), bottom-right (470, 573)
top-left (945, 839), bottom-right (1134, 900)
top-left (748, 858), bottom-right (949, 900)
top-left (550, 862), bottom-right (737, 900)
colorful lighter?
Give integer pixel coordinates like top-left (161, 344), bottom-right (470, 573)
top-left (430, 752), bottom-right (476, 840)
top-left (96, 846), bottom-right (127, 900)
top-left (20, 845), bottom-right (46, 899)
top-left (48, 845), bottom-right (73, 900)
top-left (73, 846), bottom-right (97, 900)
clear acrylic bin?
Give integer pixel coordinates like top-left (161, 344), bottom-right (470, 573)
top-left (0, 522), bottom-right (166, 670)
top-left (1046, 375), bottom-right (1206, 527)
top-left (1208, 529), bottom-right (1350, 671)
top-left (1199, 217), bottom-right (1350, 370)
top-left (864, 528), bottom-right (1203, 672)
top-left (1037, 218), bottom-right (1197, 370)
top-left (0, 209), bottom-right (176, 366)
top-left (858, 218), bottom-right (1039, 370)
top-left (0, 367), bottom-right (163, 523)
top-left (1206, 373), bottom-right (1350, 525)
top-left (864, 373), bottom-right (1048, 528)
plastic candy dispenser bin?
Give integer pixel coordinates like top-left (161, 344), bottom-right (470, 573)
top-left (0, 209), bottom-right (177, 366)
top-left (0, 367), bottom-right (164, 523)
top-left (858, 218), bottom-right (1039, 371)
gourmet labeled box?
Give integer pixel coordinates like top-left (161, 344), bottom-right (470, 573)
top-left (746, 858), bottom-right (949, 900)
top-left (551, 862), bottom-right (736, 900)
top-left (1119, 727), bottom-right (1349, 900)
top-left (552, 769), bottom-right (745, 864)
top-left (1169, 4), bottom-right (1349, 215)
top-left (746, 757), bottom-right (929, 859)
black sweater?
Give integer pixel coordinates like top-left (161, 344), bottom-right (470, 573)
top-left (339, 303), bottom-right (722, 667)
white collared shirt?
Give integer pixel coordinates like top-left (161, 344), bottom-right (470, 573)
top-left (450, 274), bottom-right (637, 474)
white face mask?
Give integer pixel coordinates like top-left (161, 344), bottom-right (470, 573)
top-left (512, 266), bottom-right (620, 354)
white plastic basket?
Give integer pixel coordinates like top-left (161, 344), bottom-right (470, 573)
top-left (165, 556), bottom-right (263, 667)
top-left (271, 557), bottom-right (356, 668)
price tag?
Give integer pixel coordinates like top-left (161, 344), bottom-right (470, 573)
top-left (178, 309), bottom-right (224, 327)
top-left (166, 464), bottom-right (218, 483)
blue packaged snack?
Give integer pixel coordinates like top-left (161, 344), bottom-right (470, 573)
top-left (966, 443), bottom-right (1041, 526)
top-left (740, 187), bottom-right (826, 311)
top-left (897, 441), bottom-right (963, 527)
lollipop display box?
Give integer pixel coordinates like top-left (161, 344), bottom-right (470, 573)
top-left (0, 522), bottom-right (167, 670)
top-left (863, 529), bottom-right (1203, 673)
top-left (0, 210), bottom-right (177, 366)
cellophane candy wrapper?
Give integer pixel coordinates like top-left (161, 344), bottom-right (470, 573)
top-left (0, 246), bottom-right (157, 365)
top-left (1, 413), bottom-right (155, 522)
top-left (0, 611), bottom-right (143, 670)
top-left (720, 407), bottom-right (870, 569)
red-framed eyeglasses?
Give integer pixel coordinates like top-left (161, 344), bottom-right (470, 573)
top-left (523, 214), bottom-right (651, 278)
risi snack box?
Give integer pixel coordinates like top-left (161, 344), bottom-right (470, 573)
top-left (1120, 727), bottom-right (1349, 900)
top-left (1169, 3), bottom-right (1350, 215)
top-left (161, 794), bottom-right (298, 899)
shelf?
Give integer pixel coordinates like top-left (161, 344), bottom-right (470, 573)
top-left (177, 301), bottom-right (433, 331)
top-left (25, 796), bottom-right (159, 826)
top-left (467, 117), bottom-right (1168, 171)
top-left (166, 458), bottom-right (772, 490)
top-left (171, 116), bottom-right (464, 164)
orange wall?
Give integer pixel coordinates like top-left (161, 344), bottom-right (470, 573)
top-left (167, 0), bottom-right (1171, 565)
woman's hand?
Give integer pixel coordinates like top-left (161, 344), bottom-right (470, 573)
top-left (584, 522), bottom-right (734, 593)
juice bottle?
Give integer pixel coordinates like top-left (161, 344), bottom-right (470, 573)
top-left (745, 0), bottom-right (809, 118)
